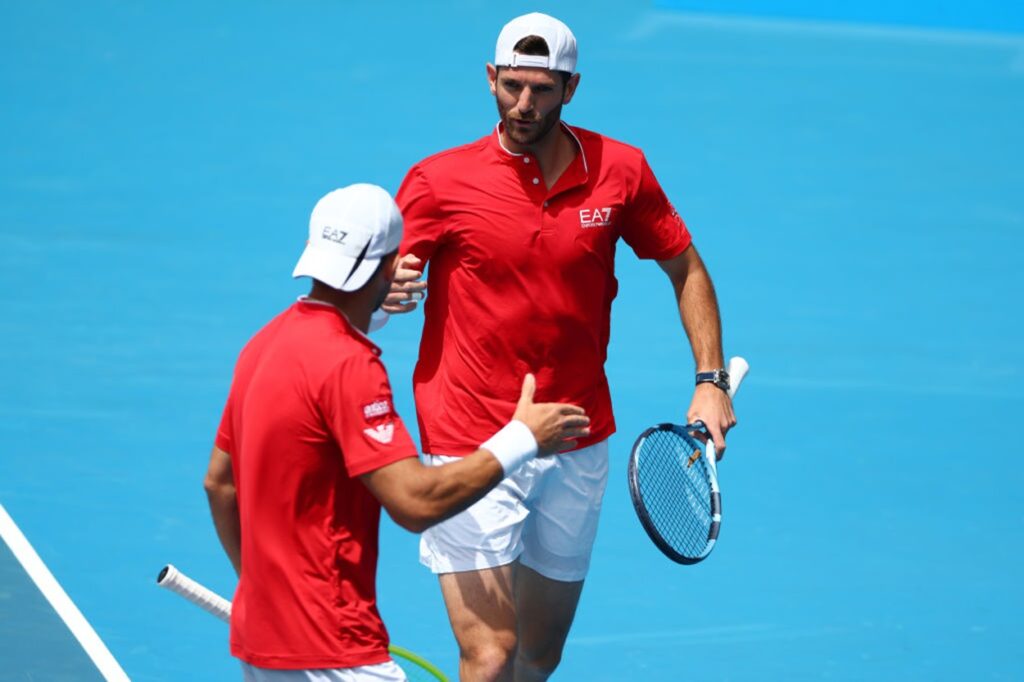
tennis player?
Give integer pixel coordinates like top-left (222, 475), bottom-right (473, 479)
top-left (382, 13), bottom-right (739, 681)
top-left (203, 184), bottom-right (590, 681)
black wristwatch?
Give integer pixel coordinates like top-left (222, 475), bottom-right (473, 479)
top-left (695, 368), bottom-right (730, 392)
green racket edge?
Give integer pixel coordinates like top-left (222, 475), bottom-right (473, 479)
top-left (388, 643), bottom-right (449, 681)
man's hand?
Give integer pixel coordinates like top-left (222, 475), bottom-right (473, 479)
top-left (687, 383), bottom-right (737, 459)
top-left (513, 374), bottom-right (590, 454)
top-left (382, 254), bottom-right (427, 314)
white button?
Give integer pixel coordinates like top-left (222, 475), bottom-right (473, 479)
top-left (544, 201), bottom-right (549, 207)
top-left (524, 157), bottom-right (531, 164)
top-left (532, 178), bottom-right (540, 185)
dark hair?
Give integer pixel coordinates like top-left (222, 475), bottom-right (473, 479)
top-left (500, 34), bottom-right (572, 84)
top-left (514, 35), bottom-right (550, 56)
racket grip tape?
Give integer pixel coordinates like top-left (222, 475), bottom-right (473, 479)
top-left (706, 356), bottom-right (749, 462)
top-left (157, 564), bottom-right (231, 623)
top-left (726, 356), bottom-right (749, 399)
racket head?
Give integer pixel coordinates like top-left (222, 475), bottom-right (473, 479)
top-left (627, 423), bottom-right (721, 565)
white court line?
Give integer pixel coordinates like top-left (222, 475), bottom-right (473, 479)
top-left (752, 376), bottom-right (1023, 399)
top-left (0, 502), bottom-right (129, 682)
top-left (569, 622), bottom-right (849, 646)
top-left (627, 10), bottom-right (1024, 48)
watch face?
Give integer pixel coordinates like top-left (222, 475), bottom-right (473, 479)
top-left (696, 369), bottom-right (730, 391)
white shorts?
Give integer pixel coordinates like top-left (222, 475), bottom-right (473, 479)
top-left (419, 440), bottom-right (609, 582)
top-left (240, 660), bottom-right (407, 682)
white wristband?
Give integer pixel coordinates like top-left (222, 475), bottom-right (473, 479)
top-left (480, 420), bottom-right (538, 476)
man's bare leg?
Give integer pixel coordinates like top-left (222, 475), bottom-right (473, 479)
top-left (512, 564), bottom-right (584, 681)
top-left (439, 565), bottom-right (518, 682)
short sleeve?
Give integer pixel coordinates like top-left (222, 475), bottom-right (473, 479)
top-left (396, 165), bottom-right (446, 265)
top-left (215, 391), bottom-right (235, 454)
top-left (319, 353), bottom-right (418, 477)
top-left (619, 154), bottom-right (692, 260)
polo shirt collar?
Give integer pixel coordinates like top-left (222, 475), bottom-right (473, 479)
top-left (490, 121), bottom-right (590, 194)
top-left (493, 122), bottom-right (588, 169)
top-left (296, 296), bottom-right (381, 356)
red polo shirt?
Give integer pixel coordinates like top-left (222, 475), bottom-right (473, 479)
top-left (215, 299), bottom-right (417, 669)
top-left (396, 123), bottom-right (691, 456)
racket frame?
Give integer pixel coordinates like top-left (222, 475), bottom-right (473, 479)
top-left (627, 422), bottom-right (721, 565)
top-left (627, 355), bottom-right (748, 565)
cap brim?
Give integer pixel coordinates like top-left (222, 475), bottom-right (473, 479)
top-left (293, 246), bottom-right (381, 292)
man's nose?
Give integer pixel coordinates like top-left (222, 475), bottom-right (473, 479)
top-left (516, 87), bottom-right (535, 114)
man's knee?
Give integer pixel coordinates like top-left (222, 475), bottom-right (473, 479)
top-left (460, 635), bottom-right (517, 681)
top-left (515, 639), bottom-right (565, 678)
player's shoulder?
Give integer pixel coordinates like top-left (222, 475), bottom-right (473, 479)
top-left (407, 134), bottom-right (491, 176)
top-left (321, 341), bottom-right (391, 399)
top-left (569, 125), bottom-right (647, 161)
top-left (236, 303), bottom-right (293, 355)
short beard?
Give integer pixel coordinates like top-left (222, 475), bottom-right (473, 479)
top-left (499, 100), bottom-right (564, 147)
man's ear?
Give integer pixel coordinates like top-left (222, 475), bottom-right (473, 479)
top-left (486, 63), bottom-right (498, 96)
top-left (563, 72), bottom-right (581, 105)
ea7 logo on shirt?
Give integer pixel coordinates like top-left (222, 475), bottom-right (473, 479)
top-left (363, 423), bottom-right (394, 445)
top-left (579, 207), bottom-right (613, 229)
top-left (362, 399), bottom-right (392, 420)
top-left (321, 225), bottom-right (348, 244)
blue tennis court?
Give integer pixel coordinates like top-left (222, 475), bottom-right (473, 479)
top-left (2, 1), bottom-right (1022, 679)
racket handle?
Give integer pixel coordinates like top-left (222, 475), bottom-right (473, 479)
top-left (157, 564), bottom-right (232, 623)
top-left (705, 356), bottom-right (749, 463)
top-left (726, 356), bottom-right (749, 399)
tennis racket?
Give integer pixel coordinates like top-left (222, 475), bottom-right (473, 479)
top-left (627, 356), bottom-right (749, 564)
top-left (156, 564), bottom-right (448, 681)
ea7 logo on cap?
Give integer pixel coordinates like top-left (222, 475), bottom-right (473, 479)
top-left (579, 207), bottom-right (613, 229)
top-left (363, 424), bottom-right (394, 444)
top-left (321, 225), bottom-right (348, 244)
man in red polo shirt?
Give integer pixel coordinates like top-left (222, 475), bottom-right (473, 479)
top-left (203, 184), bottom-right (590, 681)
top-left (384, 13), bottom-right (740, 682)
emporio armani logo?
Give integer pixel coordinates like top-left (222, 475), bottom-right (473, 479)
top-left (579, 207), bottom-right (613, 229)
top-left (363, 423), bottom-right (394, 444)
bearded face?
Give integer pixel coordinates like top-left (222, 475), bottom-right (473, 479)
top-left (489, 66), bottom-right (576, 150)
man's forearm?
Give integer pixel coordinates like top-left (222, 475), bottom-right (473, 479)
top-left (206, 486), bottom-right (241, 576)
top-left (363, 451), bottom-right (506, 534)
top-left (661, 246), bottom-right (735, 448)
top-left (672, 252), bottom-right (724, 371)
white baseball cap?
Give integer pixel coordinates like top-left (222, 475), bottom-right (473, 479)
top-left (292, 184), bottom-right (403, 292)
top-left (494, 12), bottom-right (577, 73)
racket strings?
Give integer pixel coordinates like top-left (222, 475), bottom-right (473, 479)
top-left (635, 430), bottom-right (715, 557)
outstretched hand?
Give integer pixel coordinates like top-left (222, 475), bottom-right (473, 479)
top-left (513, 374), bottom-right (590, 455)
top-left (382, 254), bottom-right (427, 314)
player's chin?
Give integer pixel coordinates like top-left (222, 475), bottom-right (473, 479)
top-left (506, 123), bottom-right (542, 145)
